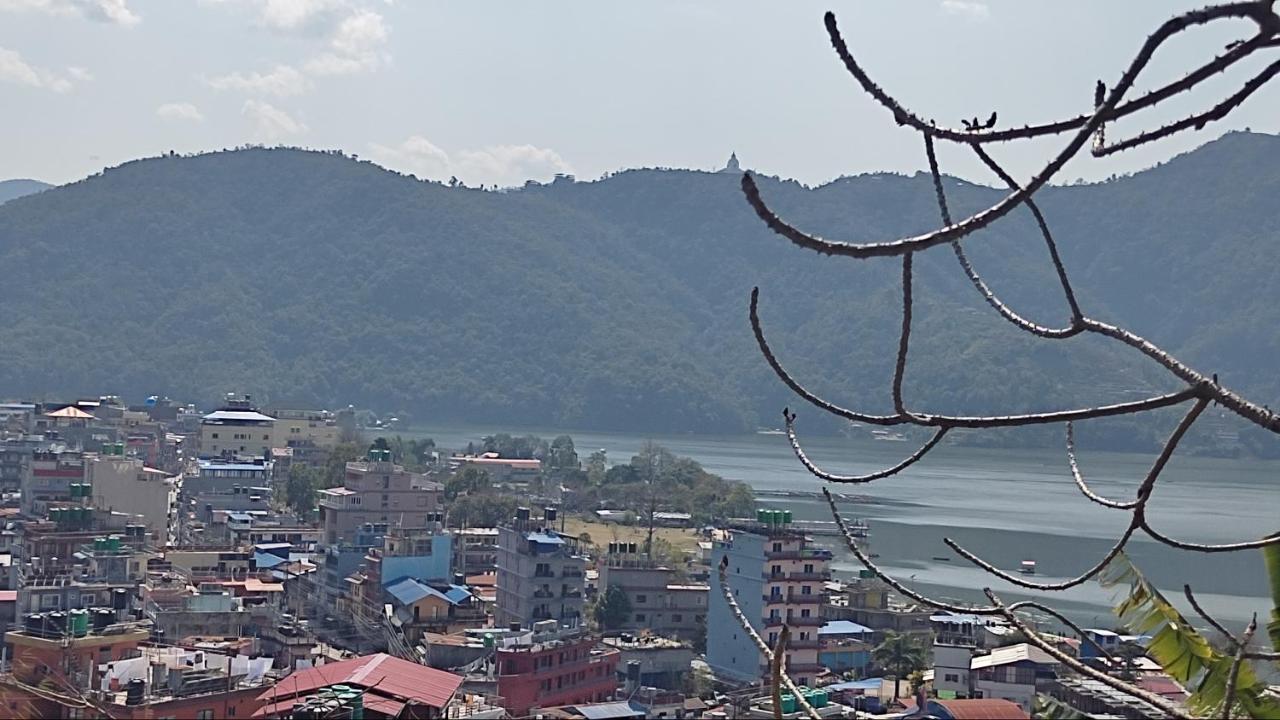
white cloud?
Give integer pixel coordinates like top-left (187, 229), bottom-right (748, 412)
top-left (0, 46), bottom-right (87, 92)
top-left (206, 64), bottom-right (310, 96)
top-left (0, 0), bottom-right (139, 25)
top-left (305, 8), bottom-right (388, 76)
top-left (242, 99), bottom-right (307, 138)
top-left (940, 0), bottom-right (989, 20)
top-left (156, 102), bottom-right (204, 122)
top-left (369, 135), bottom-right (574, 188)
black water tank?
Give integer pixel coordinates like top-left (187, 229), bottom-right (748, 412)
top-left (94, 608), bottom-right (113, 631)
top-left (47, 612), bottom-right (66, 637)
top-left (453, 573), bottom-right (465, 586)
top-left (112, 588), bottom-right (128, 610)
top-left (544, 507), bottom-right (557, 523)
top-left (125, 679), bottom-right (145, 706)
top-left (508, 621), bottom-right (521, 633)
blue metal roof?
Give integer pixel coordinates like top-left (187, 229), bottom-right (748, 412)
top-left (226, 512), bottom-right (253, 522)
top-left (199, 460), bottom-right (268, 472)
top-left (826, 678), bottom-right (884, 691)
top-left (253, 551), bottom-right (286, 568)
top-left (819, 620), bottom-right (873, 636)
top-left (385, 577), bottom-right (472, 607)
top-left (525, 532), bottom-right (565, 545)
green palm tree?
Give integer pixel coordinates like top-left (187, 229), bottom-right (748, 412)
top-left (873, 632), bottom-right (927, 703)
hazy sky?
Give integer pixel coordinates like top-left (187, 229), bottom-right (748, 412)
top-left (3, 0), bottom-right (1278, 187)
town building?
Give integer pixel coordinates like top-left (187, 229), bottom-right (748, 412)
top-left (597, 548), bottom-right (707, 642)
top-left (198, 398), bottom-right (276, 459)
top-left (495, 507), bottom-right (586, 630)
top-left (254, 652), bottom-right (464, 719)
top-left (492, 623), bottom-right (620, 717)
top-left (707, 512), bottom-right (832, 688)
top-left (452, 453), bottom-right (542, 484)
top-left (453, 527), bottom-right (499, 576)
top-left (86, 447), bottom-right (179, 546)
top-left (600, 633), bottom-right (694, 690)
top-left (20, 449), bottom-right (86, 517)
top-left (4, 614), bottom-right (150, 698)
top-left (90, 644), bottom-right (274, 719)
top-left (263, 407), bottom-right (339, 450)
top-left (319, 447), bottom-right (443, 546)
top-left (817, 620), bottom-right (873, 675)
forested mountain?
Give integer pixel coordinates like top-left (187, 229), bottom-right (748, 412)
top-left (0, 132), bottom-right (1276, 452)
top-left (0, 179), bottom-right (51, 205)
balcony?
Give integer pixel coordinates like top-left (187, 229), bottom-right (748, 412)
top-left (763, 593), bottom-right (824, 606)
top-left (787, 638), bottom-right (822, 650)
top-left (533, 589), bottom-right (555, 599)
top-left (764, 549), bottom-right (833, 562)
top-left (533, 569), bottom-right (556, 578)
top-left (765, 615), bottom-right (824, 628)
top-left (561, 568), bottom-right (583, 578)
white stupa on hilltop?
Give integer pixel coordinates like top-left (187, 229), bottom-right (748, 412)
top-left (718, 152), bottom-right (741, 173)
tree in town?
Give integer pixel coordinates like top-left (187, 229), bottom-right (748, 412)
top-left (872, 632), bottom-right (927, 703)
top-left (594, 584), bottom-right (633, 631)
top-left (720, 4), bottom-right (1280, 718)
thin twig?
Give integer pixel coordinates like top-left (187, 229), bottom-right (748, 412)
top-left (785, 411), bottom-right (947, 483)
top-left (1183, 584), bottom-right (1280, 660)
top-left (1066, 422), bottom-right (1137, 509)
top-left (1222, 614), bottom-right (1257, 720)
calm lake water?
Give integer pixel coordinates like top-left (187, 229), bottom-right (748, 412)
top-left (399, 422), bottom-right (1277, 632)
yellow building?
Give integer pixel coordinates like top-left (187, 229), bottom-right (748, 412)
top-left (265, 408), bottom-right (340, 450)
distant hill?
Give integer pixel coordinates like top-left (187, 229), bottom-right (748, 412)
top-left (0, 179), bottom-right (51, 205)
top-left (0, 132), bottom-right (1276, 453)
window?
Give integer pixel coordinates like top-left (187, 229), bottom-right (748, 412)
top-left (801, 585), bottom-right (812, 595)
top-left (803, 563), bottom-right (814, 574)
top-left (196, 710), bottom-right (215, 720)
top-left (262, 434), bottom-right (269, 441)
top-left (636, 594), bottom-right (647, 604)
top-left (672, 614), bottom-right (683, 623)
top-left (211, 433), bottom-right (219, 439)
top-left (635, 613), bottom-right (646, 622)
top-left (772, 542), bottom-right (782, 552)
top-left (800, 609), bottom-right (810, 618)
top-left (944, 673), bottom-right (960, 683)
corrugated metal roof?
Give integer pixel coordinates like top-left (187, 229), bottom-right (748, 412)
top-left (968, 643), bottom-right (1057, 670)
top-left (932, 698), bottom-right (1029, 719)
top-left (572, 701), bottom-right (646, 719)
top-left (526, 532), bottom-right (565, 545)
top-left (254, 653), bottom-right (461, 713)
top-left (386, 577), bottom-right (471, 607)
top-left (819, 620), bottom-right (873, 636)
top-left (201, 410), bottom-right (276, 423)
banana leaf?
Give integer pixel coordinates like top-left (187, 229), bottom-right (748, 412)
top-left (1100, 552), bottom-right (1280, 718)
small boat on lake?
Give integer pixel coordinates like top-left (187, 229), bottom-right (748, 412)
top-left (1019, 560), bottom-right (1037, 575)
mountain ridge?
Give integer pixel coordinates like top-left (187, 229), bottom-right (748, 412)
top-left (0, 132), bottom-right (1276, 452)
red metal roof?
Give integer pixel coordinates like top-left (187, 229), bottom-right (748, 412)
top-left (254, 653), bottom-right (461, 717)
top-left (934, 698), bottom-right (1029, 719)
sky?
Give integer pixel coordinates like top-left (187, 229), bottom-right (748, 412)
top-left (2, 0), bottom-right (1279, 187)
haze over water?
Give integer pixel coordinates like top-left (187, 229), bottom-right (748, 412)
top-left (404, 422), bottom-right (1276, 633)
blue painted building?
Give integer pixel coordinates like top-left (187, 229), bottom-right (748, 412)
top-left (818, 620), bottom-right (873, 675)
top-left (707, 519), bottom-right (832, 687)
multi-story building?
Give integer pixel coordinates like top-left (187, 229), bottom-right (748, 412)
top-left (87, 448), bottom-right (179, 546)
top-left (707, 513), bottom-right (832, 688)
top-left (264, 407), bottom-right (339, 450)
top-left (4, 614), bottom-right (151, 696)
top-left (493, 623), bottom-right (619, 717)
top-left (198, 398), bottom-right (276, 459)
top-left (495, 507), bottom-right (586, 630)
top-left (15, 520), bottom-right (150, 615)
top-left (318, 447), bottom-right (443, 546)
top-left (20, 449), bottom-right (86, 517)
top-left (597, 548), bottom-right (707, 642)
top-left (453, 527), bottom-right (499, 576)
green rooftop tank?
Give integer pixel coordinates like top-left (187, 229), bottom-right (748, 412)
top-left (69, 609), bottom-right (89, 637)
top-left (780, 694), bottom-right (796, 714)
top-left (783, 510), bottom-right (793, 524)
top-left (107, 535), bottom-right (121, 552)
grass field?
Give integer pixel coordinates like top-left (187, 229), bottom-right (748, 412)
top-left (561, 515), bottom-right (703, 557)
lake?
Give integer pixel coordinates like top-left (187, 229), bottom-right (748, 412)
top-left (396, 421), bottom-right (1277, 631)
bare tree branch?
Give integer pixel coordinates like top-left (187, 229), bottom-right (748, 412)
top-left (823, 6), bottom-right (1277, 145)
top-left (1066, 422), bottom-right (1138, 510)
top-left (893, 253), bottom-right (916, 417)
top-left (785, 411), bottom-right (948, 483)
top-left (1222, 614), bottom-right (1257, 719)
top-left (1095, 58), bottom-right (1280, 156)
